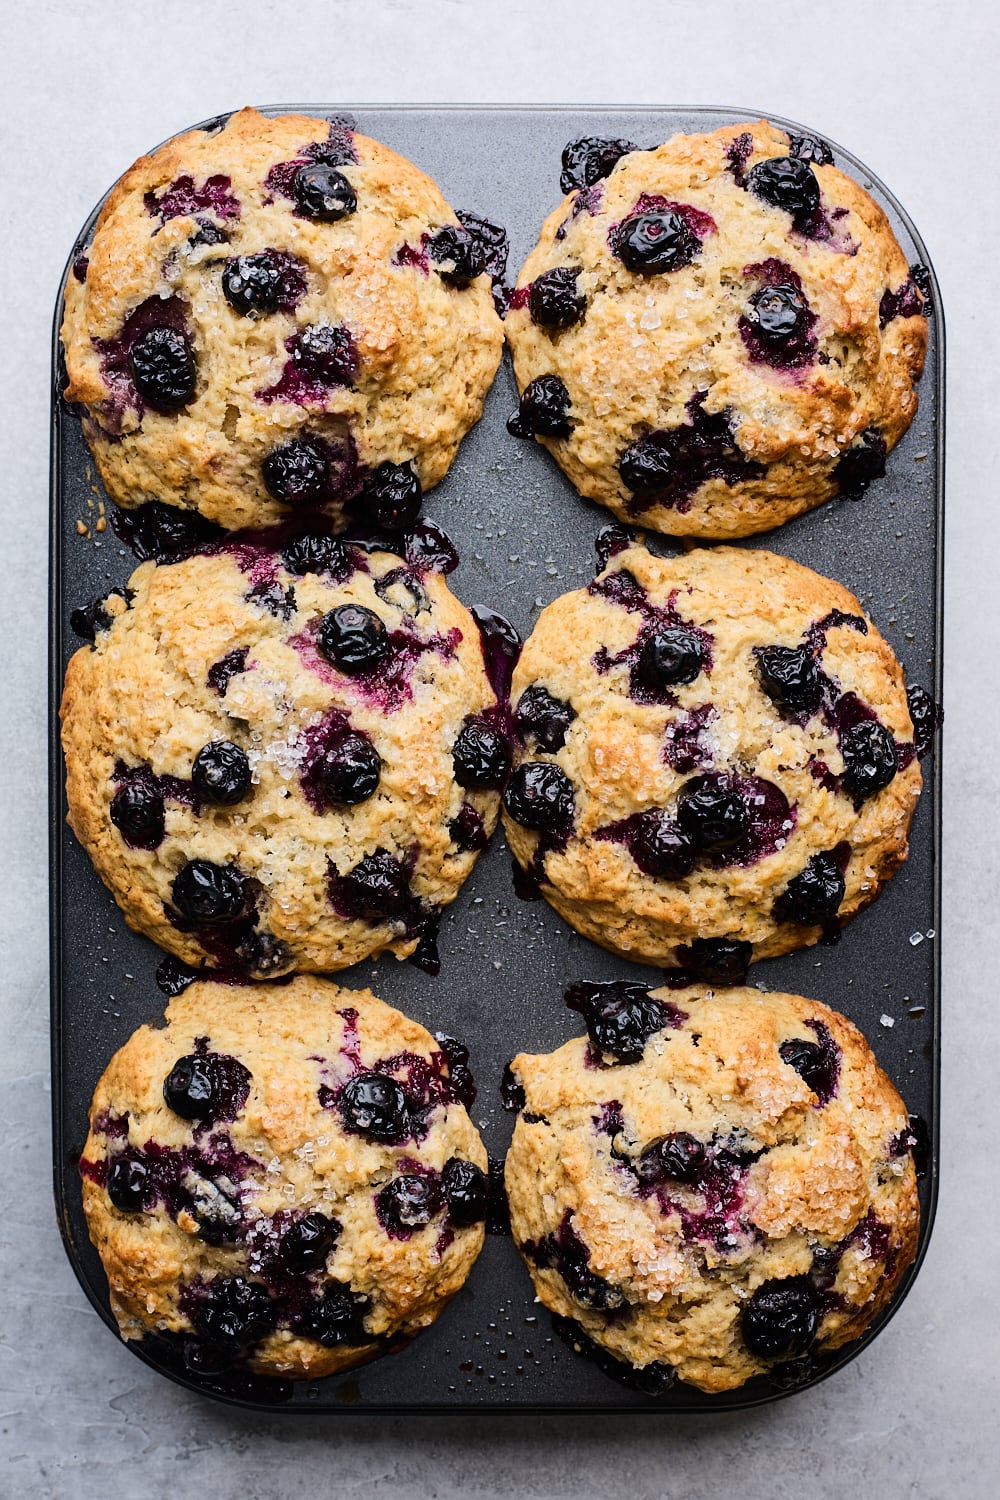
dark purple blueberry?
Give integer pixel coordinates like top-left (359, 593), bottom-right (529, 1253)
top-left (426, 224), bottom-right (485, 286)
top-left (893, 1114), bottom-right (930, 1178)
top-left (611, 210), bottom-right (700, 275)
top-left (755, 645), bottom-right (822, 716)
top-left (906, 684), bottom-right (943, 759)
top-left (262, 438), bottom-right (329, 504)
top-left (106, 1154), bottom-right (149, 1212)
top-left (560, 136), bottom-right (638, 193)
top-left (316, 604), bottom-right (388, 674)
top-left (678, 937), bottom-right (752, 984)
top-left (514, 684), bottom-right (576, 752)
top-left (448, 803), bottom-right (488, 852)
top-left (472, 605), bottom-right (523, 701)
top-left (456, 211), bottom-right (509, 281)
top-left (787, 133), bottom-right (833, 165)
top-left (635, 1133), bottom-right (707, 1186)
top-left (529, 267), bottom-right (587, 330)
top-left (171, 860), bottom-right (246, 923)
top-left (122, 500), bottom-right (223, 562)
top-left (441, 1158), bottom-right (488, 1226)
top-left (503, 762), bottom-right (575, 837)
top-left (500, 1062), bottom-right (526, 1112)
top-left (337, 849), bottom-right (410, 918)
top-left (293, 163), bottom-right (357, 221)
top-left (189, 1181), bottom-right (243, 1246)
top-left (594, 523), bottom-right (634, 571)
top-left (775, 852), bottom-right (846, 924)
top-left (744, 283), bottom-right (809, 342)
top-left (779, 1038), bottom-right (832, 1100)
top-left (618, 431), bottom-right (675, 495)
top-left (839, 720), bottom-right (899, 801)
top-left (638, 627), bottom-right (705, 689)
top-left (207, 647), bottom-right (249, 696)
top-left (434, 1031), bottom-right (477, 1108)
top-left (156, 955), bottom-right (199, 996)
top-left (291, 323), bottom-right (357, 386)
top-left (315, 733), bottom-right (381, 805)
top-left (452, 721), bottom-right (511, 791)
top-left (835, 428), bottom-right (887, 500)
top-left (742, 1276), bottom-right (821, 1360)
top-left (357, 461), bottom-right (422, 532)
top-left (507, 375), bottom-right (572, 439)
top-left (281, 533), bottom-right (349, 577)
top-left (238, 929), bottom-right (293, 977)
top-left (163, 1054), bottom-right (217, 1120)
top-left (222, 253), bottom-right (287, 315)
top-left (70, 588), bottom-right (131, 642)
top-left (279, 1212), bottom-right (340, 1273)
top-left (676, 776), bottom-right (750, 852)
top-left (191, 741), bottom-right (251, 805)
top-left (566, 981), bottom-right (669, 1065)
top-left (194, 1277), bottom-right (275, 1348)
top-left (338, 1071), bottom-right (408, 1141)
top-left (129, 327), bottom-right (196, 411)
top-left (625, 810), bottom-right (695, 879)
top-left (376, 1174), bottom-right (443, 1235)
top-left (745, 156), bottom-right (820, 217)
top-left (300, 1282), bottom-right (368, 1347)
top-left (110, 781), bottom-right (165, 850)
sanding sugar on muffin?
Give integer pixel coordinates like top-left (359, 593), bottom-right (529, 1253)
top-left (504, 119), bottom-right (928, 539)
top-left (61, 107), bottom-right (505, 532)
top-left (79, 977), bottom-right (488, 1379)
top-left (60, 531), bottom-right (511, 976)
top-left (504, 981), bottom-right (922, 1394)
top-left (501, 534), bottom-right (926, 977)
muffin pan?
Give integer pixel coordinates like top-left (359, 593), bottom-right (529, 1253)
top-left (50, 105), bottom-right (943, 1412)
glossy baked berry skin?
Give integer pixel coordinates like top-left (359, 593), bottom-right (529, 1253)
top-left (638, 628), bottom-right (705, 688)
top-left (775, 852), bottom-right (846, 924)
top-left (192, 741), bottom-right (252, 805)
top-left (293, 164), bottom-right (357, 221)
top-left (741, 1276), bottom-right (821, 1360)
top-left (291, 323), bottom-right (357, 386)
top-left (316, 733), bottom-right (381, 806)
top-left (317, 604), bottom-right (389, 675)
top-left (194, 1277), bottom-right (275, 1348)
top-left (163, 1054), bottom-right (217, 1120)
top-left (755, 645), bottom-right (822, 716)
top-left (338, 850), bottom-right (410, 918)
top-left (281, 533), bottom-right (349, 578)
top-left (337, 1072), bottom-right (408, 1142)
top-left (514, 684), bottom-right (576, 752)
top-left (611, 211), bottom-right (700, 275)
top-left (441, 1157), bottom-right (489, 1226)
top-left (358, 461), bottom-right (422, 532)
top-left (678, 936), bottom-right (752, 984)
top-left (635, 1132), bottom-right (707, 1186)
top-left (300, 1283), bottom-right (368, 1347)
top-left (129, 327), bottom-right (196, 411)
top-left (222, 252), bottom-right (289, 316)
top-left (503, 762), bottom-right (575, 837)
top-left (171, 860), bottom-right (246, 923)
top-left (560, 136), bottom-right (638, 193)
top-left (110, 781), bottom-right (165, 850)
top-left (839, 720), bottom-right (899, 801)
top-left (376, 1174), bottom-right (443, 1236)
top-left (529, 267), bottom-right (587, 330)
top-left (618, 432), bottom-right (674, 494)
top-left (426, 225), bottom-right (485, 286)
top-left (507, 375), bottom-right (572, 439)
top-left (262, 438), bottom-right (329, 504)
top-left (279, 1212), bottom-right (340, 1273)
top-left (626, 810), bottom-right (696, 879)
top-left (565, 981), bottom-right (671, 1065)
top-left (745, 157), bottom-right (820, 217)
top-left (452, 720), bottom-right (511, 790)
top-left (779, 1038), bottom-right (830, 1098)
top-left (744, 284), bottom-right (808, 342)
top-left (106, 1154), bottom-right (149, 1212)
top-left (906, 684), bottom-right (943, 759)
top-left (676, 776), bottom-right (750, 852)
top-left (835, 428), bottom-right (887, 500)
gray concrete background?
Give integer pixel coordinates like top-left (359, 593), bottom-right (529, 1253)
top-left (1, 0), bottom-right (996, 1493)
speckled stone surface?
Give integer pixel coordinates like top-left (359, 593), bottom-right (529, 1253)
top-left (2, 1), bottom-right (998, 1494)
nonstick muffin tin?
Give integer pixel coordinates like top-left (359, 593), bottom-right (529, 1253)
top-left (50, 105), bottom-right (943, 1412)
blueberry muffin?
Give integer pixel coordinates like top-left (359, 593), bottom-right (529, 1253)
top-left (61, 534), bottom-right (510, 975)
top-left (61, 107), bottom-right (504, 532)
top-left (79, 977), bottom-right (488, 1379)
top-left (505, 119), bottom-right (928, 539)
top-left (504, 982), bottom-right (921, 1394)
top-left (502, 537), bottom-right (923, 975)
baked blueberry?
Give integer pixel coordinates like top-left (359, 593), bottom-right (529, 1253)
top-left (70, 591), bottom-right (130, 642)
top-left (293, 163), bottom-right (357, 221)
top-left (300, 1282), bottom-right (368, 1346)
top-left (618, 431), bottom-right (675, 495)
top-left (514, 684), bottom-right (576, 752)
top-left (358, 461), bottom-right (422, 532)
top-left (755, 645), bottom-right (822, 716)
top-left (452, 720), bottom-right (511, 790)
top-left (221, 251), bottom-right (300, 316)
top-left (315, 733), bottom-right (381, 806)
top-left (194, 1276), bottom-right (275, 1348)
top-left (529, 267), bottom-right (587, 330)
top-left (192, 741), bottom-right (252, 805)
top-left (171, 860), bottom-right (246, 923)
top-left (560, 136), bottom-right (637, 193)
top-left (678, 937), bottom-right (752, 984)
top-left (775, 852), bottom-right (846, 924)
top-left (442, 1158), bottom-right (489, 1226)
top-left (426, 225), bottom-right (485, 286)
top-left (338, 1072), bottom-right (408, 1141)
top-left (503, 762), bottom-right (575, 836)
top-left (835, 428), bottom-right (887, 500)
top-left (317, 604), bottom-right (389, 674)
top-left (290, 323), bottom-right (357, 386)
top-left (744, 284), bottom-right (808, 342)
top-left (279, 1212), bottom-right (340, 1273)
top-left (611, 211), bottom-right (700, 275)
top-left (162, 1054), bottom-right (216, 1120)
top-left (336, 850), bottom-right (411, 918)
top-left (625, 811), bottom-right (696, 879)
top-left (638, 627), bottom-right (705, 688)
top-left (129, 327), bottom-right (196, 411)
top-left (106, 1154), bottom-right (149, 1212)
top-left (745, 157), bottom-right (820, 217)
top-left (376, 1174), bottom-right (443, 1235)
top-left (565, 981), bottom-right (671, 1065)
top-left (281, 533), bottom-right (349, 577)
top-left (434, 1032), bottom-right (477, 1108)
top-left (508, 375), bottom-right (572, 439)
top-left (839, 720), bottom-right (898, 801)
top-left (676, 776), bottom-right (750, 851)
top-left (110, 780), bottom-right (165, 850)
top-left (906, 684), bottom-right (942, 759)
top-left (778, 1036), bottom-right (838, 1102)
top-left (262, 438), bottom-right (329, 503)
top-left (122, 500), bottom-right (223, 562)
top-left (741, 1276), bottom-right (821, 1360)
top-left (635, 1133), bottom-right (707, 1186)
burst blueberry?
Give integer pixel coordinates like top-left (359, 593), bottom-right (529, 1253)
top-left (618, 431), bottom-right (675, 495)
top-left (129, 327), bottom-right (196, 411)
top-left (755, 645), bottom-right (822, 716)
top-left (745, 156), bottom-right (820, 217)
top-left (635, 1133), bottom-right (707, 1186)
top-left (529, 267), bottom-right (587, 330)
top-left (559, 136), bottom-right (637, 193)
top-left (638, 627), bottom-right (705, 688)
top-left (426, 224), bottom-right (485, 285)
top-left (835, 428), bottom-right (887, 500)
top-left (262, 438), bottom-right (329, 503)
top-left (676, 776), bottom-right (750, 851)
top-left (839, 720), bottom-right (898, 801)
top-left (744, 283), bottom-right (808, 342)
top-left (376, 1174), bottom-right (443, 1235)
top-left (625, 810), bottom-right (695, 879)
top-left (291, 323), bottom-right (357, 386)
top-left (775, 852), bottom-right (846, 924)
top-left (508, 375), bottom-right (572, 439)
top-left (163, 1054), bottom-right (217, 1120)
top-left (171, 860), bottom-right (246, 923)
top-left (677, 937), bottom-right (752, 984)
top-left (282, 533), bottom-right (349, 577)
top-left (280, 1212), bottom-right (340, 1273)
top-left (337, 849), bottom-right (411, 918)
top-left (514, 684), bottom-right (576, 752)
top-left (452, 720), bottom-right (511, 790)
top-left (300, 1283), bottom-right (368, 1347)
top-left (503, 762), bottom-right (575, 837)
top-left (565, 981), bottom-right (670, 1065)
top-left (222, 252), bottom-right (287, 315)
top-left (293, 164), bottom-right (357, 221)
top-left (316, 733), bottom-right (381, 805)
top-left (358, 461), bottom-right (422, 532)
top-left (192, 741), bottom-right (251, 805)
top-left (194, 1277), bottom-right (275, 1348)
top-left (317, 604), bottom-right (389, 674)
top-left (442, 1158), bottom-right (488, 1226)
top-left (338, 1072), bottom-right (408, 1141)
top-left (741, 1276), bottom-right (821, 1360)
